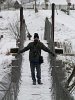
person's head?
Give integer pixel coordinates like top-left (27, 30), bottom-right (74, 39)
top-left (34, 33), bottom-right (39, 42)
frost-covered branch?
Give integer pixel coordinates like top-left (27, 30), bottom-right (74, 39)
top-left (8, 19), bottom-right (20, 40)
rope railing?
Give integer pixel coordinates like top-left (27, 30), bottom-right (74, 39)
top-left (1, 7), bottom-right (26, 100)
top-left (1, 55), bottom-right (22, 100)
top-left (2, 83), bottom-right (13, 100)
top-left (44, 17), bottom-right (74, 100)
top-left (1, 82), bottom-right (20, 100)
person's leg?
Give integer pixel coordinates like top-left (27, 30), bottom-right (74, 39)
top-left (36, 64), bottom-right (42, 84)
top-left (30, 63), bottom-right (36, 85)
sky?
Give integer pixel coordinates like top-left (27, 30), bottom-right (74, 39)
top-left (0, 6), bottom-right (75, 99)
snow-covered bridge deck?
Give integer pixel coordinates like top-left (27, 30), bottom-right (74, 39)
top-left (17, 40), bottom-right (53, 100)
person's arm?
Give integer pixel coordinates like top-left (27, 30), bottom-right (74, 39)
top-left (18, 43), bottom-right (31, 54)
top-left (41, 43), bottom-right (55, 56)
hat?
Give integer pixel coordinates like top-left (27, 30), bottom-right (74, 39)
top-left (34, 33), bottom-right (39, 39)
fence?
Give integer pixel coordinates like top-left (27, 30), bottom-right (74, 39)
top-left (1, 3), bottom-right (75, 11)
top-left (44, 16), bottom-right (74, 100)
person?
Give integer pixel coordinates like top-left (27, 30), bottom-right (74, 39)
top-left (18, 33), bottom-right (55, 85)
top-left (27, 32), bottom-right (32, 40)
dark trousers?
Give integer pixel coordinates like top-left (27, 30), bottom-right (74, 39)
top-left (30, 63), bottom-right (41, 82)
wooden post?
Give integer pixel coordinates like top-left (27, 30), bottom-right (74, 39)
top-left (23, 19), bottom-right (26, 40)
top-left (20, 7), bottom-right (23, 49)
top-left (52, 3), bottom-right (55, 42)
top-left (66, 0), bottom-right (71, 15)
top-left (73, 4), bottom-right (74, 9)
top-left (34, 0), bottom-right (38, 13)
top-left (67, 3), bottom-right (70, 15)
top-left (20, 7), bottom-right (23, 27)
top-left (51, 3), bottom-right (55, 67)
top-left (44, 17), bottom-right (48, 40)
top-left (34, 0), bottom-right (36, 12)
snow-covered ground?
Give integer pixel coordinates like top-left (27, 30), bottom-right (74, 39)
top-left (0, 9), bottom-right (75, 99)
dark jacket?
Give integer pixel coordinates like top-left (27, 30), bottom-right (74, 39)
top-left (19, 41), bottom-right (53, 62)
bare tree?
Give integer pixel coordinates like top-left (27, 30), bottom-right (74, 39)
top-left (5, 0), bottom-right (13, 10)
top-left (8, 19), bottom-right (20, 40)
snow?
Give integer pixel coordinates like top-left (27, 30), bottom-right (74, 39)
top-left (36, 0), bottom-right (67, 5)
top-left (0, 8), bottom-right (75, 99)
top-left (38, 0), bottom-right (75, 4)
top-left (70, 0), bottom-right (75, 4)
top-left (50, 0), bottom-right (67, 5)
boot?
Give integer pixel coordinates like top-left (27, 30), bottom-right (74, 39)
top-left (33, 81), bottom-right (36, 85)
top-left (37, 79), bottom-right (43, 85)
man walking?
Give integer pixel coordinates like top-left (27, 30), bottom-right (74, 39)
top-left (18, 33), bottom-right (55, 85)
